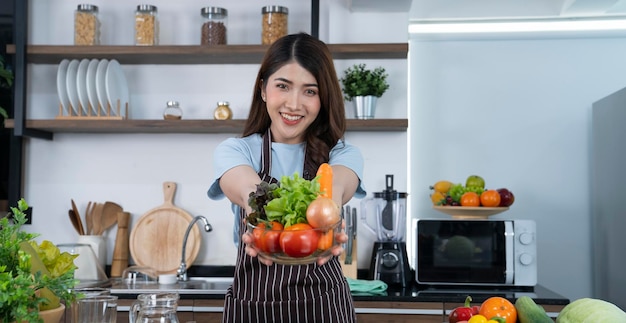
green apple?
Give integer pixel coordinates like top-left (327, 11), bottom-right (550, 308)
top-left (465, 175), bottom-right (485, 189)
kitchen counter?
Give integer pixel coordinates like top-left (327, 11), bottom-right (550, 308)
top-left (107, 265), bottom-right (569, 305)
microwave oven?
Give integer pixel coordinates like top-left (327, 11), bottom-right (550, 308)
top-left (414, 219), bottom-right (536, 287)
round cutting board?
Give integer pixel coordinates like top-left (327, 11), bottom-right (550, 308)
top-left (129, 182), bottom-right (201, 275)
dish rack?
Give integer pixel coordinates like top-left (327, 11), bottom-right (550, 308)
top-left (55, 101), bottom-right (128, 120)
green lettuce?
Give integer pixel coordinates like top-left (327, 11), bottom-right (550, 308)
top-left (264, 173), bottom-right (320, 227)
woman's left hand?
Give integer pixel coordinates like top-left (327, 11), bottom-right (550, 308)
top-left (316, 220), bottom-right (348, 266)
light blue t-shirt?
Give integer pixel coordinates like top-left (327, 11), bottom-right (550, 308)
top-left (207, 133), bottom-right (366, 244)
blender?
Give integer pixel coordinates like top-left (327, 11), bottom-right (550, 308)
top-left (361, 174), bottom-right (412, 287)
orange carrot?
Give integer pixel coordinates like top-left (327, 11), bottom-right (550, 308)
top-left (317, 163), bottom-right (333, 199)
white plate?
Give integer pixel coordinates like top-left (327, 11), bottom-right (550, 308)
top-left (65, 59), bottom-right (80, 116)
top-left (56, 59), bottom-right (70, 115)
top-left (86, 59), bottom-right (100, 115)
top-left (95, 59), bottom-right (109, 114)
top-left (76, 59), bottom-right (90, 115)
top-left (105, 59), bottom-right (129, 116)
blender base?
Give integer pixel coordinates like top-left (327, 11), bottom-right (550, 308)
top-left (368, 241), bottom-right (412, 287)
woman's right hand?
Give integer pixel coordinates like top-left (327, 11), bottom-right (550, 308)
top-left (242, 226), bottom-right (275, 266)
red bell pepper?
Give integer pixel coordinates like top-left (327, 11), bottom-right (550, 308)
top-left (449, 296), bottom-right (480, 323)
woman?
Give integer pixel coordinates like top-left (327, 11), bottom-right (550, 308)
top-left (208, 33), bottom-right (366, 323)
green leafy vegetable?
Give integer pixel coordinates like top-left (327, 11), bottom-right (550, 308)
top-left (246, 173), bottom-right (320, 228)
top-left (265, 173), bottom-right (320, 227)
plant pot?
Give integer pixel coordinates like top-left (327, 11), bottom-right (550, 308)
top-left (353, 95), bottom-right (377, 120)
top-left (38, 304), bottom-right (65, 323)
top-left (15, 304), bottom-right (65, 323)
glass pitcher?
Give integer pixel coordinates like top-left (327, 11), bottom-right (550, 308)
top-left (360, 174), bottom-right (408, 241)
top-left (129, 292), bottom-right (180, 323)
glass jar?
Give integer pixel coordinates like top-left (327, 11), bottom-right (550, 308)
top-left (214, 101), bottom-right (232, 120)
top-left (261, 5), bottom-right (288, 45)
top-left (201, 7), bottom-right (228, 45)
top-left (135, 4), bottom-right (159, 46)
top-left (74, 4), bottom-right (100, 46)
top-left (163, 101), bottom-right (182, 120)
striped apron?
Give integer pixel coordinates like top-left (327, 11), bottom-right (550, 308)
top-left (222, 131), bottom-right (356, 323)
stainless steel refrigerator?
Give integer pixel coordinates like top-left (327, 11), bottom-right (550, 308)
top-left (591, 87), bottom-right (626, 311)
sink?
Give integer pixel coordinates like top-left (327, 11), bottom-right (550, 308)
top-left (109, 276), bottom-right (233, 295)
top-left (181, 277), bottom-right (234, 290)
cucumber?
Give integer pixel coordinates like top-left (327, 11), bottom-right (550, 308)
top-left (515, 296), bottom-right (553, 323)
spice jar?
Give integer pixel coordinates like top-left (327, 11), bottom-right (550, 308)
top-left (201, 7), bottom-right (228, 45)
top-left (214, 101), bottom-right (232, 120)
top-left (74, 4), bottom-right (100, 46)
top-left (135, 4), bottom-right (159, 46)
top-left (261, 5), bottom-right (288, 45)
top-left (163, 101), bottom-right (182, 120)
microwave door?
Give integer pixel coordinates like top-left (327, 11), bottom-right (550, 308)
top-left (504, 221), bottom-right (514, 285)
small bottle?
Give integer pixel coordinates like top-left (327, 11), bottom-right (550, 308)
top-left (164, 101), bottom-right (182, 120)
top-left (74, 4), bottom-right (100, 46)
top-left (261, 6), bottom-right (288, 45)
top-left (214, 101), bottom-right (232, 120)
top-left (201, 7), bottom-right (228, 45)
top-left (135, 4), bottom-right (159, 46)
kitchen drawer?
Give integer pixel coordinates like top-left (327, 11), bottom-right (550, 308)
top-left (115, 299), bottom-right (194, 323)
top-left (354, 300), bottom-right (444, 323)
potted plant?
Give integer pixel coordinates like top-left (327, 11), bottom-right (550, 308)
top-left (339, 63), bottom-right (390, 119)
top-left (0, 199), bottom-right (79, 323)
top-left (0, 55), bottom-right (13, 120)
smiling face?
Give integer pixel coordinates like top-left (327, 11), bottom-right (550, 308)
top-left (261, 62), bottom-right (321, 144)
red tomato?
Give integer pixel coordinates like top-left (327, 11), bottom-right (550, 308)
top-left (252, 221), bottom-right (284, 253)
top-left (279, 223), bottom-right (320, 257)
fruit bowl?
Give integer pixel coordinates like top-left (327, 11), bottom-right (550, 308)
top-left (246, 219), bottom-right (342, 265)
top-left (433, 206), bottom-right (509, 219)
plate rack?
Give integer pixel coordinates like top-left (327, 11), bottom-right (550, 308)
top-left (56, 100), bottom-right (127, 120)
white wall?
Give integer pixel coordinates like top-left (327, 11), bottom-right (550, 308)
top-left (22, 0), bottom-right (409, 272)
top-left (409, 32), bottom-right (626, 301)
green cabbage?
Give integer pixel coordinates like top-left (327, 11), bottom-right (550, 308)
top-left (556, 298), bottom-right (626, 323)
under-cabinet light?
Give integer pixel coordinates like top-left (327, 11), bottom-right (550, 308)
top-left (409, 16), bottom-right (626, 35)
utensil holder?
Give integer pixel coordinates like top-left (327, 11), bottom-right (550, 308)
top-left (77, 235), bottom-right (107, 270)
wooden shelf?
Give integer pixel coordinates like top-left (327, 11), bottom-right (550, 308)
top-left (3, 119), bottom-right (408, 133)
top-left (6, 43), bottom-right (408, 64)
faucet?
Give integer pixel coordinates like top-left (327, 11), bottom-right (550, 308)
top-left (177, 215), bottom-right (212, 281)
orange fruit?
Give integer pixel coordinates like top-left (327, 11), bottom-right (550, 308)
top-left (480, 189), bottom-right (501, 207)
top-left (460, 192), bottom-right (480, 206)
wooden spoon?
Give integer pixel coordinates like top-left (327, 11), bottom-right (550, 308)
top-left (70, 199), bottom-right (85, 235)
top-left (101, 201), bottom-right (122, 233)
top-left (68, 209), bottom-right (83, 235)
top-left (85, 201), bottom-right (94, 235)
top-left (91, 202), bottom-right (104, 235)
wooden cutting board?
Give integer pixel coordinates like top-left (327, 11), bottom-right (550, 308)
top-left (129, 182), bottom-right (201, 275)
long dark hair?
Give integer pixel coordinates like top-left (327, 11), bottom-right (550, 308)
top-left (242, 33), bottom-right (346, 174)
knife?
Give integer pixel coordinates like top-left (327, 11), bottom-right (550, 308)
top-left (345, 205), bottom-right (354, 265)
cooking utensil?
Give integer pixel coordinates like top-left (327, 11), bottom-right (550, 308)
top-left (129, 182), bottom-right (201, 275)
top-left (101, 201), bottom-right (122, 233)
top-left (69, 209), bottom-right (83, 235)
top-left (345, 205), bottom-right (354, 265)
top-left (381, 175), bottom-right (394, 231)
top-left (91, 202), bottom-right (104, 235)
top-left (86, 201), bottom-right (94, 235)
top-left (71, 199), bottom-right (85, 235)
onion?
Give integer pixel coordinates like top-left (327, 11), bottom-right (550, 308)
top-left (306, 197), bottom-right (341, 228)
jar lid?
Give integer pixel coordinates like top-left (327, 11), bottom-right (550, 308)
top-left (166, 101), bottom-right (180, 107)
top-left (137, 4), bottom-right (157, 13)
top-left (201, 7), bottom-right (228, 18)
top-left (77, 4), bottom-right (98, 12)
top-left (217, 101), bottom-right (229, 106)
top-left (262, 5), bottom-right (288, 14)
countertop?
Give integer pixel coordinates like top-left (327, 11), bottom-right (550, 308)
top-left (105, 265), bottom-right (570, 306)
